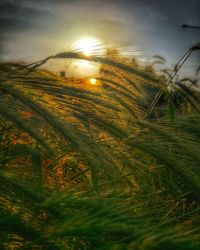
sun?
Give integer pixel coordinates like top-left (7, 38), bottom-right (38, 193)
top-left (89, 78), bottom-right (97, 85)
top-left (75, 37), bottom-right (100, 56)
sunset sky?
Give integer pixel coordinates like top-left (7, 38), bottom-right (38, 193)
top-left (0, 0), bottom-right (199, 76)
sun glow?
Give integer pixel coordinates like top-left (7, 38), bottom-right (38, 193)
top-left (76, 37), bottom-right (100, 56)
top-left (89, 78), bottom-right (97, 85)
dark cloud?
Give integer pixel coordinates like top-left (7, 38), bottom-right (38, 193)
top-left (0, 1), bottom-right (50, 33)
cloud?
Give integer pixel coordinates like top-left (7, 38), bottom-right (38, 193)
top-left (0, 1), bottom-right (51, 34)
top-left (0, 0), bottom-right (199, 74)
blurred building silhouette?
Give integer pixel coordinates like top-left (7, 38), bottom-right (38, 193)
top-left (60, 71), bottom-right (66, 78)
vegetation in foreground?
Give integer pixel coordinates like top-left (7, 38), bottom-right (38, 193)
top-left (0, 47), bottom-right (200, 249)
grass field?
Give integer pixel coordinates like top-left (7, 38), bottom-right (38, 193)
top-left (0, 48), bottom-right (200, 249)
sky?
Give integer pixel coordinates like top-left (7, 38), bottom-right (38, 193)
top-left (0, 0), bottom-right (199, 76)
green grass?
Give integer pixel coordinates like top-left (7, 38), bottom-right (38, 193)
top-left (0, 48), bottom-right (200, 249)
